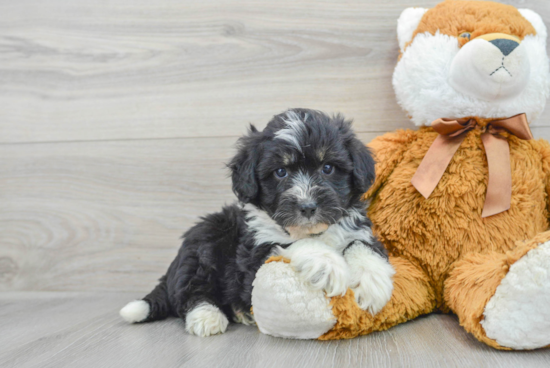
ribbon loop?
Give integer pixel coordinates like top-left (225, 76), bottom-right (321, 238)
top-left (411, 113), bottom-right (532, 218)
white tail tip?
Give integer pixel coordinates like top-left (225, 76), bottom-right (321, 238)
top-left (120, 300), bottom-right (150, 323)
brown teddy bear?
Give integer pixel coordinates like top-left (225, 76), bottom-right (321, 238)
top-left (251, 0), bottom-right (550, 350)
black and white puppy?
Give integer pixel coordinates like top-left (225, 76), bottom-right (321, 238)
top-left (120, 109), bottom-right (395, 337)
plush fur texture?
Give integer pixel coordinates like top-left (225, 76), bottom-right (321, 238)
top-left (362, 126), bottom-right (550, 349)
top-left (250, 0), bottom-right (550, 350)
top-left (251, 256), bottom-right (338, 339)
top-left (393, 0), bottom-right (550, 126)
top-left (481, 240), bottom-right (550, 349)
top-left (120, 108), bottom-right (392, 336)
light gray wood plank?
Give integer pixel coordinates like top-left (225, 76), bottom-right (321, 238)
top-left (1, 0), bottom-right (549, 144)
top-left (0, 136), bottom-right (236, 292)
top-left (2, 129), bottom-right (550, 292)
top-left (1, 292), bottom-right (549, 368)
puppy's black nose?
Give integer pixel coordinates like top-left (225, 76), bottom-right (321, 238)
top-left (300, 203), bottom-right (317, 219)
top-left (490, 38), bottom-right (519, 56)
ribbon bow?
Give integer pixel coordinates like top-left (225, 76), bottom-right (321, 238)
top-left (410, 113), bottom-right (533, 218)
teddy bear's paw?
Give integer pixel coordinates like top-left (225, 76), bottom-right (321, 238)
top-left (481, 241), bottom-right (550, 349)
top-left (344, 241), bottom-right (395, 314)
top-left (185, 302), bottom-right (229, 337)
top-left (279, 238), bottom-right (349, 297)
top-left (252, 260), bottom-right (336, 339)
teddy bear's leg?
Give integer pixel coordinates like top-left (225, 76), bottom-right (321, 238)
top-left (252, 255), bottom-right (436, 339)
top-left (445, 231), bottom-right (550, 350)
top-left (320, 256), bottom-right (436, 340)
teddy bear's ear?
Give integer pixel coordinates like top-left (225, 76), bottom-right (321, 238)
top-left (518, 9), bottom-right (547, 41)
top-left (397, 7), bottom-right (428, 52)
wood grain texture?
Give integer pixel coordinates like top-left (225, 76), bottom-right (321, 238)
top-left (0, 0), bottom-right (549, 144)
top-left (2, 129), bottom-right (550, 292)
top-left (0, 131), bottom-right (372, 291)
top-left (1, 292), bottom-right (549, 368)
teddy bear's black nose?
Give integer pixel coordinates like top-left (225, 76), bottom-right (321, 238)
top-left (490, 38), bottom-right (519, 56)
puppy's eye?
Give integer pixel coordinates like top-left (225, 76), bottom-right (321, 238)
top-left (322, 164), bottom-right (334, 175)
top-left (274, 168), bottom-right (287, 178)
top-left (459, 32), bottom-right (471, 41)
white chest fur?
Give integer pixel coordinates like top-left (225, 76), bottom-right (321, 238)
top-left (243, 204), bottom-right (374, 251)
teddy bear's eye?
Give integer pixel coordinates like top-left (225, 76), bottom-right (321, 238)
top-left (459, 32), bottom-right (471, 40)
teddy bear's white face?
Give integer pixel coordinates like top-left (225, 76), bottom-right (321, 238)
top-left (393, 7), bottom-right (550, 126)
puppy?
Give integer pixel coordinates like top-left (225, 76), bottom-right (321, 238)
top-left (120, 109), bottom-right (395, 337)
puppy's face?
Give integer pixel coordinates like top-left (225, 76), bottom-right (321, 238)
top-left (229, 109), bottom-right (375, 239)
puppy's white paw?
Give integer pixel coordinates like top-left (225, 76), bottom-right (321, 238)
top-left (185, 303), bottom-right (229, 337)
top-left (345, 241), bottom-right (395, 314)
top-left (280, 238), bottom-right (349, 297)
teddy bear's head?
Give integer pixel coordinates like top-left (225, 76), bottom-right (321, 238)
top-left (393, 0), bottom-right (550, 126)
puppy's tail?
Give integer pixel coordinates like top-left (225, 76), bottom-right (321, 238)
top-left (120, 276), bottom-right (171, 323)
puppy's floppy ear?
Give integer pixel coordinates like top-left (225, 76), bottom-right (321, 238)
top-left (347, 137), bottom-right (376, 194)
top-left (334, 114), bottom-right (376, 194)
top-left (228, 125), bottom-right (262, 203)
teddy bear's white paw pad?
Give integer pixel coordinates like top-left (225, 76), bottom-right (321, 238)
top-left (482, 242), bottom-right (550, 349)
top-left (251, 261), bottom-right (336, 339)
top-left (185, 303), bottom-right (229, 337)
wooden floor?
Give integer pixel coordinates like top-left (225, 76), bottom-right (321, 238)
top-left (2, 0), bottom-right (550, 366)
top-left (1, 292), bottom-right (549, 368)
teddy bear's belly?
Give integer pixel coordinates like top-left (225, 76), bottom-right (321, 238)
top-left (368, 134), bottom-right (548, 306)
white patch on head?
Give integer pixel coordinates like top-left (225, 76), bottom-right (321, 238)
top-left (185, 302), bottom-right (229, 337)
top-left (120, 300), bottom-right (150, 323)
top-left (244, 203), bottom-right (293, 246)
top-left (344, 243), bottom-right (395, 314)
top-left (274, 110), bottom-right (307, 152)
top-left (397, 7), bottom-right (428, 52)
top-left (481, 241), bottom-right (550, 349)
top-left (393, 28), bottom-right (550, 126)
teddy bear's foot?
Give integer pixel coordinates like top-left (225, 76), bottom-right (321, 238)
top-left (481, 242), bottom-right (550, 349)
top-left (252, 259), bottom-right (336, 339)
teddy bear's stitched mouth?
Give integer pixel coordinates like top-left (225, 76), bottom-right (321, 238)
top-left (490, 57), bottom-right (513, 77)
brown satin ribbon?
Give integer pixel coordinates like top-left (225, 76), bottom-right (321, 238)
top-left (410, 113), bottom-right (533, 218)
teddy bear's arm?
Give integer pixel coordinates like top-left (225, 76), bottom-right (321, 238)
top-left (363, 129), bottom-right (417, 200)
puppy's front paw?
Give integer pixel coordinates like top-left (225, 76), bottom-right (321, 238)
top-left (345, 241), bottom-right (395, 314)
top-left (185, 303), bottom-right (229, 337)
top-left (280, 239), bottom-right (349, 297)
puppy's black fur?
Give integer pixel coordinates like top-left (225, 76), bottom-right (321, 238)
top-left (132, 108), bottom-right (385, 326)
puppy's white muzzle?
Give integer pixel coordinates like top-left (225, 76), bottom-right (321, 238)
top-left (449, 36), bottom-right (530, 101)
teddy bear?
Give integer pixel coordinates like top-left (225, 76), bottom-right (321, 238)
top-left (250, 0), bottom-right (550, 350)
